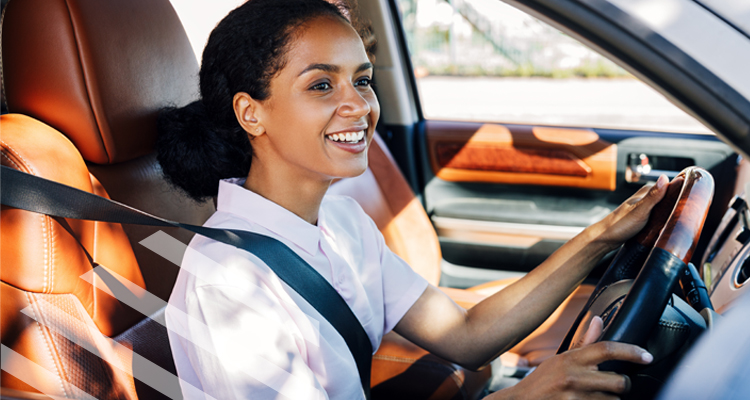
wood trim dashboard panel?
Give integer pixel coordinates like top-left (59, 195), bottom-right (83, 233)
top-left (425, 120), bottom-right (617, 190)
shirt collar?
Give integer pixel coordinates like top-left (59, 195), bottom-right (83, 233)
top-left (216, 178), bottom-right (321, 255)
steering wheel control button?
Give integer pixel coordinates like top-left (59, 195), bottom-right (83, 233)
top-left (679, 263), bottom-right (713, 311)
top-left (687, 289), bottom-right (699, 305)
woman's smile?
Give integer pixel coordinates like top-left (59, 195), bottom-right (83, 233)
top-left (325, 128), bottom-right (367, 153)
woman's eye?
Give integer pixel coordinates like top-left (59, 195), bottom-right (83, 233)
top-left (310, 82), bottom-right (332, 91)
top-left (355, 77), bottom-right (372, 88)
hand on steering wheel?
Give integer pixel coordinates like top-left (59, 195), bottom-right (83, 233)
top-left (486, 168), bottom-right (713, 400)
top-left (500, 316), bottom-right (653, 399)
top-left (559, 167), bottom-right (714, 385)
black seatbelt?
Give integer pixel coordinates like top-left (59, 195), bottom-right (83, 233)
top-left (0, 166), bottom-right (372, 399)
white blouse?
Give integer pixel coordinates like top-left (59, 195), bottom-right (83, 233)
top-left (166, 178), bottom-right (428, 399)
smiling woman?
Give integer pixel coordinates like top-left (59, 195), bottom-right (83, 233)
top-left (155, 0), bottom-right (667, 399)
top-left (157, 1), bottom-right (410, 398)
top-left (157, 1), bottom-right (378, 212)
top-left (232, 16), bottom-right (379, 223)
top-left (2, 0), bottom-right (748, 398)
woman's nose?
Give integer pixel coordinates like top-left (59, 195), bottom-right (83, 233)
top-left (338, 85), bottom-right (371, 118)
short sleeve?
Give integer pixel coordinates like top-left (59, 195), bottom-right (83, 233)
top-left (173, 284), bottom-right (329, 400)
top-left (367, 217), bottom-right (429, 334)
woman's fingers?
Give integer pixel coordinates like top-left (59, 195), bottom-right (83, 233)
top-left (496, 341), bottom-right (652, 400)
top-left (629, 179), bottom-right (657, 200)
top-left (571, 370), bottom-right (632, 395)
top-left (557, 342), bottom-right (650, 395)
top-left (595, 174), bottom-right (670, 246)
top-left (623, 174), bottom-right (664, 204)
top-left (581, 316), bottom-right (604, 347)
top-left (573, 341), bottom-right (653, 366)
top-left (627, 174), bottom-right (668, 211)
top-left (572, 315), bottom-right (604, 349)
top-left (639, 174), bottom-right (669, 208)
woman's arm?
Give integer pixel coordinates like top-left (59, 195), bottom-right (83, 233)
top-left (393, 175), bottom-right (667, 371)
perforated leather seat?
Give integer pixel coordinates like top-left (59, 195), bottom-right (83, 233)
top-left (2, 0), bottom-right (211, 398)
top-left (1, 0), bottom-right (590, 398)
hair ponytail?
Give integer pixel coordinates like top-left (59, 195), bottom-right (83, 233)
top-left (156, 101), bottom-right (251, 201)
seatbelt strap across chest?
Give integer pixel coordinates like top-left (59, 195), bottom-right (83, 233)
top-left (0, 166), bottom-right (372, 399)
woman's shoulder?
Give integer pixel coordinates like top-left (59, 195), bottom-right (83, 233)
top-left (179, 210), bottom-right (276, 290)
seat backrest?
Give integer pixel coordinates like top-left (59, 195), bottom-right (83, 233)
top-left (2, 0), bottom-right (215, 302)
top-left (1, 114), bottom-right (182, 399)
top-left (2, 0), bottom-right (210, 397)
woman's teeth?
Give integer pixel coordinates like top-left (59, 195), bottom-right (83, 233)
top-left (327, 130), bottom-right (365, 143)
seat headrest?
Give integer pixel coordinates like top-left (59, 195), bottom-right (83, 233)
top-left (2, 0), bottom-right (199, 164)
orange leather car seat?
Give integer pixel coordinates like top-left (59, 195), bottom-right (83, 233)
top-left (1, 0), bottom-right (591, 398)
top-left (2, 0), bottom-right (211, 398)
top-left (1, 0), bottom-right (215, 304)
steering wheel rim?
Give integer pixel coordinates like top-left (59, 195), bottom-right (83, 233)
top-left (558, 167), bottom-right (714, 363)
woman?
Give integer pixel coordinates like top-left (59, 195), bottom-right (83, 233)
top-left (159, 0), bottom-right (664, 398)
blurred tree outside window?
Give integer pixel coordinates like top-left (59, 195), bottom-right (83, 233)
top-left (397, 0), bottom-right (711, 134)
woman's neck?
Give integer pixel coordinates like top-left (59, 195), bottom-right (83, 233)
top-left (243, 159), bottom-right (331, 225)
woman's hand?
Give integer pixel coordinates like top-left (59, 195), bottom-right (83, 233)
top-left (590, 175), bottom-right (669, 251)
top-left (487, 317), bottom-right (653, 399)
top-left (395, 178), bottom-right (668, 375)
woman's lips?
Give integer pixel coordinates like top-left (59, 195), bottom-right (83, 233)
top-left (326, 130), bottom-right (365, 143)
top-left (325, 130), bottom-right (367, 153)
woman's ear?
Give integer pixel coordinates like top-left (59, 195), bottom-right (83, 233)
top-left (233, 92), bottom-right (266, 138)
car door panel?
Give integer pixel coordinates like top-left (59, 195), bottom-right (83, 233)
top-left (425, 121), bottom-right (617, 190)
top-left (415, 119), bottom-right (736, 287)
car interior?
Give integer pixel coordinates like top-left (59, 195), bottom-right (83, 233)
top-left (1, 0), bottom-right (748, 399)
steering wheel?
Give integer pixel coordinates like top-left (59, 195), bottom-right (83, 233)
top-left (557, 167), bottom-right (714, 376)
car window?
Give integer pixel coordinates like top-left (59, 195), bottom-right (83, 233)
top-left (396, 0), bottom-right (712, 134)
top-left (169, 0), bottom-right (245, 62)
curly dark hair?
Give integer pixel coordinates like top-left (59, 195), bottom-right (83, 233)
top-left (157, 0), bottom-right (373, 201)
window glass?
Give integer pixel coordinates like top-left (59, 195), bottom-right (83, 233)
top-left (169, 0), bottom-right (245, 62)
top-left (397, 0), bottom-right (711, 134)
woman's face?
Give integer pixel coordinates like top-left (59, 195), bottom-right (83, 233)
top-left (250, 15), bottom-right (380, 182)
